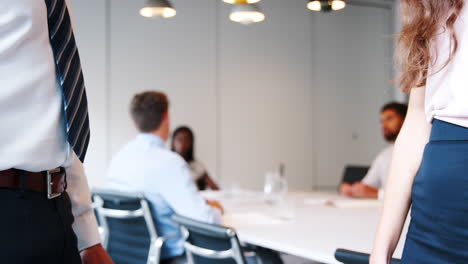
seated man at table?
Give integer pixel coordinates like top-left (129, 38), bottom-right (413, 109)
top-left (107, 91), bottom-right (223, 264)
top-left (339, 102), bottom-right (407, 199)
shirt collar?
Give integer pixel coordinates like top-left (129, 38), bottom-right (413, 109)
top-left (136, 133), bottom-right (165, 148)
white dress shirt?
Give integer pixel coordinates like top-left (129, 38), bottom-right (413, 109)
top-left (0, 0), bottom-right (100, 250)
top-left (107, 133), bottom-right (221, 258)
top-left (362, 145), bottom-right (393, 189)
top-left (425, 4), bottom-right (468, 127)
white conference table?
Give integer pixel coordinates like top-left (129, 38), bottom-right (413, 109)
top-left (201, 190), bottom-right (408, 264)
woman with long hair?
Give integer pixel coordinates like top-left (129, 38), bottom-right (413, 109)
top-left (371, 0), bottom-right (467, 263)
top-left (171, 126), bottom-right (220, 191)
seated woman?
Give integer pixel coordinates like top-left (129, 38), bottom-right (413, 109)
top-left (171, 126), bottom-right (220, 190)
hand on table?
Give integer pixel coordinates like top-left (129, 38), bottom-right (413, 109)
top-left (350, 182), bottom-right (378, 199)
top-left (80, 244), bottom-right (114, 264)
top-left (339, 183), bottom-right (353, 197)
top-left (206, 199), bottom-right (224, 215)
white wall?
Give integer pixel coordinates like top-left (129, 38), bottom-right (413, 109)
top-left (393, 0), bottom-right (407, 102)
top-left (311, 4), bottom-right (395, 187)
top-left (72, 0), bottom-right (397, 190)
top-left (71, 0), bottom-right (108, 186)
top-left (217, 1), bottom-right (315, 189)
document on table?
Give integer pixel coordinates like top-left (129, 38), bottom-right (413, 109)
top-left (303, 197), bottom-right (382, 208)
top-left (327, 199), bottom-right (382, 208)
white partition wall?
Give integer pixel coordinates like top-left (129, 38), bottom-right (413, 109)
top-left (71, 0), bottom-right (397, 190)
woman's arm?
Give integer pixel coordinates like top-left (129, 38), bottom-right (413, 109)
top-left (371, 87), bottom-right (431, 263)
top-left (204, 173), bottom-right (220, 190)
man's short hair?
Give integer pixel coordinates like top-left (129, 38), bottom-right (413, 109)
top-left (381, 102), bottom-right (408, 119)
top-left (130, 91), bottom-right (169, 132)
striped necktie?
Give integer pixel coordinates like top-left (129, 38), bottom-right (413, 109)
top-left (44, 0), bottom-right (90, 162)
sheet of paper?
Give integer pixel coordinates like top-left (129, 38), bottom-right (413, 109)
top-left (303, 197), bottom-right (382, 208)
top-left (303, 198), bottom-right (330, 205)
top-left (224, 212), bottom-right (286, 225)
top-left (326, 199), bottom-right (382, 208)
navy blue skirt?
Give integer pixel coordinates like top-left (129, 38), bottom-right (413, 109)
top-left (402, 119), bottom-right (468, 263)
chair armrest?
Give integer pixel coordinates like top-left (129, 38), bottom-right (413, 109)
top-left (335, 249), bottom-right (401, 264)
top-left (160, 234), bottom-right (179, 242)
top-left (243, 250), bottom-right (262, 264)
top-left (243, 251), bottom-right (257, 258)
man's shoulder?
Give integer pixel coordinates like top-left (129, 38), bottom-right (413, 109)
top-left (373, 144), bottom-right (394, 164)
top-left (380, 144), bottom-right (394, 156)
top-left (157, 148), bottom-right (186, 165)
top-left (109, 137), bottom-right (187, 169)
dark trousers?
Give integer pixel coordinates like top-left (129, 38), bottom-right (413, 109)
top-left (0, 189), bottom-right (81, 264)
top-left (160, 254), bottom-right (187, 264)
top-left (250, 247), bottom-right (284, 264)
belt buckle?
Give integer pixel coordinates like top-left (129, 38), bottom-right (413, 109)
top-left (47, 168), bottom-right (63, 199)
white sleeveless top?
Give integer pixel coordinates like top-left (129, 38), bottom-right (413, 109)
top-left (425, 4), bottom-right (468, 127)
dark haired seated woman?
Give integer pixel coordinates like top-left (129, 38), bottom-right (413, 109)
top-left (171, 126), bottom-right (220, 191)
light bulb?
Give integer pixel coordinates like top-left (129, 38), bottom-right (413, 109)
top-left (140, 7), bottom-right (176, 18)
top-left (307, 0), bottom-right (322, 12)
top-left (229, 4), bottom-right (265, 25)
top-left (230, 11), bottom-right (265, 24)
top-left (140, 0), bottom-right (176, 18)
top-left (331, 0), bottom-right (346, 11)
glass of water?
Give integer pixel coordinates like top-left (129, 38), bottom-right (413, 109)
top-left (264, 171), bottom-right (288, 204)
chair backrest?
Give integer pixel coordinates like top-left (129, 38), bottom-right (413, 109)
top-left (335, 249), bottom-right (401, 264)
top-left (92, 189), bottom-right (163, 264)
top-left (341, 165), bottom-right (370, 184)
top-left (172, 214), bottom-right (247, 264)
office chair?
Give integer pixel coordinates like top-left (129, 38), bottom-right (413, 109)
top-left (341, 165), bottom-right (370, 184)
top-left (335, 248), bottom-right (401, 264)
top-left (172, 214), bottom-right (264, 264)
top-left (93, 189), bottom-right (166, 264)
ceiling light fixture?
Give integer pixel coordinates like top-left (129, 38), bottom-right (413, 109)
top-left (307, 0), bottom-right (346, 12)
top-left (229, 4), bottom-right (265, 25)
top-left (140, 0), bottom-right (176, 18)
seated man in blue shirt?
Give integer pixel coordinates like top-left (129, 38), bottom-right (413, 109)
top-left (107, 91), bottom-right (223, 264)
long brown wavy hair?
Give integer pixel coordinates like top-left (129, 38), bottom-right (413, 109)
top-left (398, 0), bottom-right (464, 92)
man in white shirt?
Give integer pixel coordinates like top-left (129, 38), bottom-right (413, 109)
top-left (107, 91), bottom-right (223, 264)
top-left (0, 0), bottom-right (112, 263)
top-left (339, 102), bottom-right (408, 198)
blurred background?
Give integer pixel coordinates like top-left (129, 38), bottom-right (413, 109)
top-left (71, 0), bottom-right (401, 191)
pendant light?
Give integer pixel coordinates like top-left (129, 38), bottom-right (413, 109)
top-left (223, 0), bottom-right (261, 4)
top-left (140, 0), bottom-right (176, 18)
top-left (229, 4), bottom-right (265, 25)
top-left (307, 0), bottom-right (346, 12)
top-left (331, 0), bottom-right (346, 10)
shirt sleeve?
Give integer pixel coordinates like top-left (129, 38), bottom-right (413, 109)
top-left (53, 1), bottom-right (100, 251)
top-left (155, 158), bottom-right (221, 224)
top-left (64, 151), bottom-right (101, 251)
top-left (361, 150), bottom-right (386, 189)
